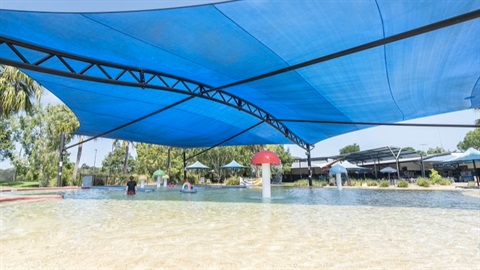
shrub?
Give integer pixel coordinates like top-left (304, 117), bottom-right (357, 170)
top-left (283, 179), bottom-right (328, 187)
top-left (319, 181), bottom-right (328, 187)
top-left (187, 175), bottom-right (198, 184)
top-left (379, 180), bottom-right (390, 187)
top-left (429, 169), bottom-right (442, 182)
top-left (349, 180), bottom-right (363, 187)
top-left (224, 177), bottom-right (240, 186)
top-left (0, 181), bottom-right (39, 188)
top-left (397, 180), bottom-right (409, 188)
top-left (366, 180), bottom-right (378, 186)
top-left (434, 178), bottom-right (451, 185)
top-left (427, 169), bottom-right (451, 185)
top-left (416, 178), bottom-right (430, 187)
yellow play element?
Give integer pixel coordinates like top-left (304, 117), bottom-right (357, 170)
top-left (252, 178), bottom-right (262, 186)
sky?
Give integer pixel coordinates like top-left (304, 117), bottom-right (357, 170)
top-left (1, 1), bottom-right (478, 168)
top-left (0, 89), bottom-right (476, 170)
top-left (286, 109), bottom-right (477, 158)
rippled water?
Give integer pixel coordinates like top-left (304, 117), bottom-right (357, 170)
top-left (1, 186), bottom-right (479, 269)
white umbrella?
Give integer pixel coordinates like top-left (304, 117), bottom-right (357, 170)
top-left (186, 161), bottom-right (210, 182)
top-left (186, 161), bottom-right (210, 170)
top-left (380, 166), bottom-right (397, 180)
top-left (221, 160), bottom-right (246, 182)
top-left (221, 160), bottom-right (246, 169)
top-left (446, 148), bottom-right (480, 186)
top-left (380, 167), bottom-right (397, 173)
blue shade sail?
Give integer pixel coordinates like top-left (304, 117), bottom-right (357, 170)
top-left (0, 0), bottom-right (479, 150)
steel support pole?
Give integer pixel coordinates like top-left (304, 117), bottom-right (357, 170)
top-left (56, 134), bottom-right (65, 187)
top-left (183, 150), bottom-right (187, 182)
top-left (421, 154), bottom-right (425, 178)
top-left (307, 144), bottom-right (312, 187)
top-left (473, 160), bottom-right (479, 187)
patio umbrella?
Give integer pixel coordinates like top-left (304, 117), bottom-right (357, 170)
top-left (186, 161), bottom-right (210, 182)
top-left (221, 160), bottom-right (246, 169)
top-left (446, 148), bottom-right (480, 186)
top-left (186, 161), bottom-right (210, 170)
top-left (380, 166), bottom-right (397, 180)
top-left (152, 169), bottom-right (166, 188)
top-left (221, 160), bottom-right (246, 182)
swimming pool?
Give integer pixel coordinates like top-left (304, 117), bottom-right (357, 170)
top-left (1, 186), bottom-right (479, 269)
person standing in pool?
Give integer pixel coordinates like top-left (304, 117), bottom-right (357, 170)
top-left (126, 176), bottom-right (137, 195)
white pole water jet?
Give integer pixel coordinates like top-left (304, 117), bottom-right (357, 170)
top-left (251, 150), bottom-right (281, 199)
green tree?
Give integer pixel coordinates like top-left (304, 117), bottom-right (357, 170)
top-left (193, 146), bottom-right (235, 182)
top-left (135, 143), bottom-right (171, 177)
top-left (268, 145), bottom-right (294, 174)
top-left (427, 147), bottom-right (446, 155)
top-left (72, 135), bottom-right (98, 182)
top-left (10, 104), bottom-right (78, 186)
top-left (0, 118), bottom-right (14, 161)
top-left (103, 143), bottom-right (136, 184)
top-left (339, 143), bottom-right (360, 154)
top-left (457, 129), bottom-right (480, 151)
top-left (72, 135), bottom-right (84, 182)
top-left (0, 65), bottom-right (43, 118)
top-left (112, 139), bottom-right (135, 174)
top-left (402, 146), bottom-right (426, 156)
top-left (0, 66), bottom-right (43, 162)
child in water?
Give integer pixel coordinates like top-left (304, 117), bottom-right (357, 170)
top-left (126, 176), bottom-right (137, 195)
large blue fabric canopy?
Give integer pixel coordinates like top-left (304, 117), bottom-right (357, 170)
top-left (1, 1), bottom-right (479, 150)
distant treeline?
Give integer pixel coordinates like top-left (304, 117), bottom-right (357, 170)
top-left (0, 168), bottom-right (15, 182)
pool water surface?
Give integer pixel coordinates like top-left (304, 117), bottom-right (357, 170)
top-left (1, 186), bottom-right (479, 269)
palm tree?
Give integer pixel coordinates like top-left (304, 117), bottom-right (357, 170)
top-left (112, 139), bottom-right (135, 174)
top-left (72, 135), bottom-right (84, 182)
top-left (0, 65), bottom-right (43, 117)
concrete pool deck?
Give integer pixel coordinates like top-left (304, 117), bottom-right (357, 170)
top-left (0, 187), bottom-right (81, 203)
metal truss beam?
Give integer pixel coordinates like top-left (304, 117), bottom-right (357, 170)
top-left (277, 119), bottom-right (479, 128)
top-left (0, 36), bottom-right (311, 150)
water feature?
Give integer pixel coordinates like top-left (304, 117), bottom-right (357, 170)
top-left (1, 186), bottom-right (479, 269)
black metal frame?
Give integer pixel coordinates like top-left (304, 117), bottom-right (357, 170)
top-left (0, 36), bottom-right (310, 150)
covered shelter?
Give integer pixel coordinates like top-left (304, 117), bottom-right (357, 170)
top-left (186, 161), bottom-right (210, 183)
top-left (221, 160), bottom-right (246, 170)
top-left (335, 161), bottom-right (371, 174)
top-left (0, 1), bottom-right (478, 186)
top-left (339, 147), bottom-right (423, 179)
top-left (444, 148), bottom-right (480, 185)
top-left (221, 160), bottom-right (247, 181)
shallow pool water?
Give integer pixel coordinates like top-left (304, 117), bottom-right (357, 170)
top-left (1, 186), bottom-right (479, 269)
